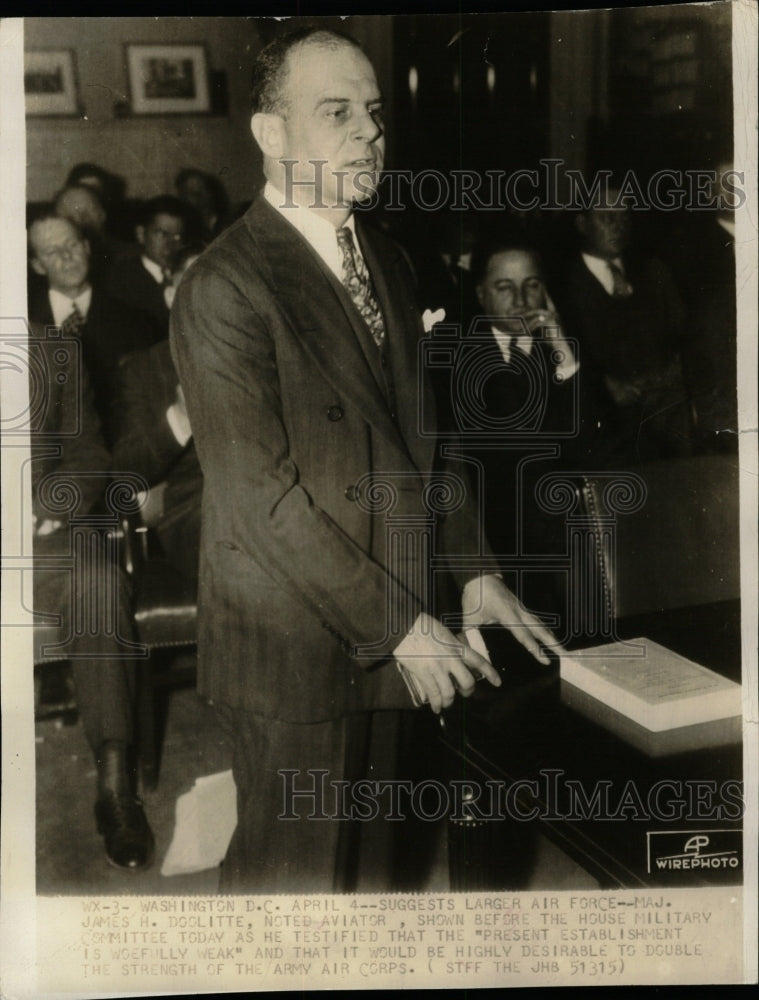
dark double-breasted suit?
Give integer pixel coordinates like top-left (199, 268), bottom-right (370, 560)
top-left (170, 197), bottom-right (483, 890)
top-left (171, 197), bottom-right (481, 724)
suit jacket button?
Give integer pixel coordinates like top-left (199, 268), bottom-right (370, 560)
top-left (345, 485), bottom-right (359, 501)
top-left (327, 405), bottom-right (344, 422)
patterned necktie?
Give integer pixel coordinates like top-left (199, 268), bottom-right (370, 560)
top-left (62, 301), bottom-right (85, 335)
top-left (336, 227), bottom-right (386, 348)
top-left (607, 261), bottom-right (634, 299)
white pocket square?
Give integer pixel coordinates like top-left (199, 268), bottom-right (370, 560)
top-left (422, 307), bottom-right (446, 332)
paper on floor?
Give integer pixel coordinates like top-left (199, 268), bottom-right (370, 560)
top-left (161, 769), bottom-right (237, 876)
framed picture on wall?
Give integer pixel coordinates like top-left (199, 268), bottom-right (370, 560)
top-left (126, 43), bottom-right (211, 114)
top-left (24, 49), bottom-right (80, 116)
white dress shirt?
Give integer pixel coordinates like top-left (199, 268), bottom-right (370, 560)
top-left (491, 326), bottom-right (534, 364)
top-left (490, 291), bottom-right (579, 381)
top-left (141, 255), bottom-right (167, 285)
top-left (142, 255), bottom-right (175, 310)
top-left (48, 286), bottom-right (93, 327)
top-left (581, 252), bottom-right (629, 296)
top-left (264, 181), bottom-right (363, 280)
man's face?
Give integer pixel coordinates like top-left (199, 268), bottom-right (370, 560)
top-left (477, 250), bottom-right (547, 323)
top-left (56, 187), bottom-right (106, 234)
top-left (138, 213), bottom-right (185, 271)
top-left (274, 41), bottom-right (385, 210)
top-left (580, 205), bottom-right (631, 259)
top-left (178, 174), bottom-right (214, 215)
top-left (30, 217), bottom-right (91, 296)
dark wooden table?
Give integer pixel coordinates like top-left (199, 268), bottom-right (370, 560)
top-left (441, 601), bottom-right (744, 889)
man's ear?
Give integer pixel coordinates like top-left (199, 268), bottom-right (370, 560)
top-left (135, 225), bottom-right (146, 247)
top-left (251, 112), bottom-right (285, 159)
top-left (575, 213), bottom-right (588, 239)
top-left (30, 256), bottom-right (46, 277)
top-left (475, 283), bottom-right (485, 309)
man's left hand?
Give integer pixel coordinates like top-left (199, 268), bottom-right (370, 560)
top-left (461, 574), bottom-right (558, 665)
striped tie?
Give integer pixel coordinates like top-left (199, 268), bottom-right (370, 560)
top-left (336, 227), bottom-right (386, 348)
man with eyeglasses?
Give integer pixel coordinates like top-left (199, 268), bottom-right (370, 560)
top-left (28, 213), bottom-right (158, 445)
top-left (108, 195), bottom-right (191, 339)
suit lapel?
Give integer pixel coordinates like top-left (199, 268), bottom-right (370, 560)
top-left (28, 286), bottom-right (55, 329)
top-left (245, 200), bottom-right (409, 461)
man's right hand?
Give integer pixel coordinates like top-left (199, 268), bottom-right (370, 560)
top-left (393, 612), bottom-right (501, 714)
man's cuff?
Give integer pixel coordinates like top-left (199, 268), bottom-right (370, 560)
top-left (166, 403), bottom-right (192, 446)
top-left (392, 611), bottom-right (427, 660)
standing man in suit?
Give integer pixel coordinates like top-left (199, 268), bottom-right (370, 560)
top-left (108, 196), bottom-right (190, 339)
top-left (27, 213), bottom-right (159, 444)
top-left (171, 26), bottom-right (554, 894)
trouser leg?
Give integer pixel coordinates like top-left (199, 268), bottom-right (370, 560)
top-left (217, 708), bottom-right (378, 894)
top-left (34, 544), bottom-right (138, 754)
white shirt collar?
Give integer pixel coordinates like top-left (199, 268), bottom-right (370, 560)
top-left (716, 216), bottom-right (736, 239)
top-left (48, 286), bottom-right (93, 328)
top-left (141, 255), bottom-right (166, 284)
top-left (581, 253), bottom-right (625, 296)
top-left (491, 324), bottom-right (534, 361)
top-left (264, 181), bottom-right (360, 281)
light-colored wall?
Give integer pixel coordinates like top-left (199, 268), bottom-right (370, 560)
top-left (24, 16), bottom-right (395, 206)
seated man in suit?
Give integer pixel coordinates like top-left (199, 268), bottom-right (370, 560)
top-left (31, 323), bottom-right (154, 871)
top-left (111, 337), bottom-right (203, 584)
top-left (175, 168), bottom-right (230, 243)
top-left (556, 188), bottom-right (694, 465)
top-left (456, 236), bottom-right (606, 616)
top-left (27, 212), bottom-right (159, 445)
top-left (55, 183), bottom-right (136, 282)
top-left (111, 244), bottom-right (204, 581)
top-left (107, 195), bottom-right (191, 339)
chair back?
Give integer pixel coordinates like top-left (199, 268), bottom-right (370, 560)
top-left (582, 454), bottom-right (741, 619)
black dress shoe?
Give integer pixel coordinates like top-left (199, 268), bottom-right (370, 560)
top-left (95, 793), bottom-right (155, 872)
